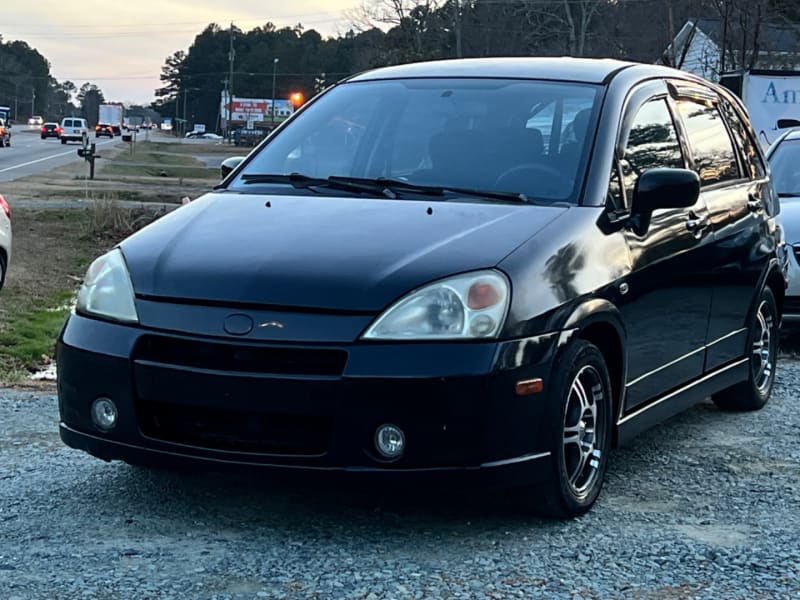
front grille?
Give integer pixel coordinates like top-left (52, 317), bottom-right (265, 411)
top-left (133, 335), bottom-right (347, 376)
top-left (137, 400), bottom-right (330, 455)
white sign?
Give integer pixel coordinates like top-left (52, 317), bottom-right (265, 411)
top-left (744, 74), bottom-right (800, 147)
top-left (220, 93), bottom-right (293, 122)
top-left (193, 123), bottom-right (206, 133)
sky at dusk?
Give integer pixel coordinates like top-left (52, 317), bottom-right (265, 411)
top-left (2, 1), bottom-right (359, 105)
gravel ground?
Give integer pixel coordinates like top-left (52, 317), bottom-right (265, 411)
top-left (1, 363), bottom-right (799, 599)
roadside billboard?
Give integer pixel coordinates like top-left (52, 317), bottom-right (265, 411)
top-left (220, 94), bottom-right (293, 124)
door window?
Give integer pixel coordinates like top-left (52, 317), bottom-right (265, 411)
top-left (719, 98), bottom-right (765, 179)
top-left (676, 100), bottom-right (740, 185)
top-left (617, 98), bottom-right (684, 207)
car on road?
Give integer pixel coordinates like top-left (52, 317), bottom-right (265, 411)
top-left (767, 128), bottom-right (800, 322)
top-left (0, 194), bottom-right (11, 291)
top-left (95, 123), bottom-right (114, 138)
top-left (59, 117), bottom-right (88, 145)
top-left (28, 115), bottom-right (44, 126)
top-left (58, 57), bottom-right (786, 517)
top-left (0, 118), bottom-right (11, 148)
top-left (40, 122), bottom-right (62, 139)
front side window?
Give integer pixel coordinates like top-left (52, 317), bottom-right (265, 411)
top-left (618, 98), bottom-right (684, 205)
top-left (232, 78), bottom-right (602, 205)
top-left (676, 100), bottom-right (739, 185)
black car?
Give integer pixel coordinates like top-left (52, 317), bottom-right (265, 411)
top-left (95, 123), bottom-right (114, 138)
top-left (40, 122), bottom-right (62, 139)
top-left (57, 58), bottom-right (786, 517)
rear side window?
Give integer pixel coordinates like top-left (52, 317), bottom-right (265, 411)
top-left (719, 98), bottom-right (765, 179)
top-left (676, 100), bottom-right (739, 185)
top-left (619, 99), bottom-right (684, 203)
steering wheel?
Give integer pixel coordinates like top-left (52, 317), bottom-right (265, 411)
top-left (494, 163), bottom-right (571, 196)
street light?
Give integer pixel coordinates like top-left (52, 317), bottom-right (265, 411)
top-left (271, 58), bottom-right (279, 126)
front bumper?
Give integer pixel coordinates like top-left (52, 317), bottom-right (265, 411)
top-left (783, 244), bottom-right (800, 321)
top-left (57, 311), bottom-right (561, 486)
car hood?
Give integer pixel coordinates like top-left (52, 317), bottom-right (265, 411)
top-left (121, 192), bottom-right (567, 311)
top-left (779, 197), bottom-right (800, 246)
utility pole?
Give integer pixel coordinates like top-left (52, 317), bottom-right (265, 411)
top-left (271, 58), bottom-right (279, 126)
top-left (228, 22), bottom-right (235, 141)
top-left (31, 88), bottom-right (36, 116)
top-left (453, 0), bottom-right (462, 58)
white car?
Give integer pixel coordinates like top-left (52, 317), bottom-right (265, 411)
top-left (28, 115), bottom-right (44, 126)
top-left (0, 194), bottom-right (11, 291)
top-left (766, 127), bottom-right (800, 321)
top-left (59, 117), bottom-right (89, 145)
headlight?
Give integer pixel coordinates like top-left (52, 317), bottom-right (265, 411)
top-left (362, 270), bottom-right (510, 340)
top-left (75, 248), bottom-right (139, 323)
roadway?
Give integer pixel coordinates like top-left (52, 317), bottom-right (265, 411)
top-left (0, 126), bottom-right (121, 182)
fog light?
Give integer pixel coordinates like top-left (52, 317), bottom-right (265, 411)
top-left (91, 397), bottom-right (118, 431)
top-left (375, 424), bottom-right (405, 459)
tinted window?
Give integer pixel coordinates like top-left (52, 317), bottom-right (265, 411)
top-left (769, 139), bottom-right (800, 196)
top-left (234, 78), bottom-right (601, 204)
top-left (719, 98), bottom-right (765, 179)
top-left (619, 99), bottom-right (683, 204)
top-left (676, 100), bottom-right (739, 185)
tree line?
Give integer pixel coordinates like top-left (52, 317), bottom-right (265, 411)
top-left (155, 0), bottom-right (800, 132)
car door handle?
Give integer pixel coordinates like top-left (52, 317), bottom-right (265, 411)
top-left (686, 214), bottom-right (709, 237)
top-left (747, 194), bottom-right (764, 213)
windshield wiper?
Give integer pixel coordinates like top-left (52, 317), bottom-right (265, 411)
top-left (778, 192), bottom-right (800, 198)
top-left (329, 176), bottom-right (531, 204)
top-left (241, 173), bottom-right (396, 198)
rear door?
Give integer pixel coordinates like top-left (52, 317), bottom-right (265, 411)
top-left (671, 86), bottom-right (774, 371)
top-left (615, 82), bottom-right (715, 411)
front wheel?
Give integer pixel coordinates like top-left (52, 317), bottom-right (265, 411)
top-left (713, 287), bottom-right (779, 411)
top-left (517, 340), bottom-right (613, 518)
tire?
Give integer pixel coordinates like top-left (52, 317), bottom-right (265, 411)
top-left (713, 287), bottom-right (778, 411)
top-left (517, 340), bottom-right (613, 518)
top-left (61, 138), bottom-right (66, 144)
top-left (0, 138), bottom-right (4, 148)
top-left (0, 253), bottom-right (6, 291)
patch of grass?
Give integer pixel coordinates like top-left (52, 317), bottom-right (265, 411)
top-left (84, 196), bottom-right (171, 240)
top-left (0, 290), bottom-right (74, 373)
top-left (140, 140), bottom-right (244, 155)
top-left (100, 164), bottom-right (218, 179)
top-left (100, 145), bottom-right (219, 180)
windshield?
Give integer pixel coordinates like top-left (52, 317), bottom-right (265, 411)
top-left (230, 78), bottom-right (601, 204)
top-left (770, 139), bottom-right (800, 196)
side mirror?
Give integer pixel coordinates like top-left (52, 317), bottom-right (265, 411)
top-left (220, 156), bottom-right (246, 179)
top-left (777, 118), bottom-right (800, 129)
top-left (629, 168), bottom-right (700, 235)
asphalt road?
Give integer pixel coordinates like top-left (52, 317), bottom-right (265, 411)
top-left (0, 127), bottom-right (121, 182)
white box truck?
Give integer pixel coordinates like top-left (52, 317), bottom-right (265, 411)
top-left (98, 104), bottom-right (124, 136)
top-left (720, 70), bottom-right (800, 148)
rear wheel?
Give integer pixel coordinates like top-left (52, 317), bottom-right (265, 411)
top-left (61, 138), bottom-right (66, 144)
top-left (713, 287), bottom-right (778, 411)
top-left (517, 340), bottom-right (613, 518)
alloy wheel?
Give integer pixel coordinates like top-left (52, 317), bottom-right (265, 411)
top-left (562, 365), bottom-right (606, 500)
top-left (752, 299), bottom-right (775, 394)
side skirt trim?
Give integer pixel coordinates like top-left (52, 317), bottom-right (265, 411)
top-left (616, 358), bottom-right (748, 446)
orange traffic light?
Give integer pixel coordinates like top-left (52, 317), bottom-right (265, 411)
top-left (290, 92), bottom-right (305, 107)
